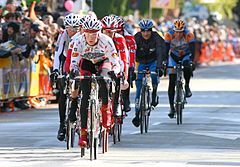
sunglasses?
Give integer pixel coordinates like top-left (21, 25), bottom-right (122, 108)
top-left (66, 27), bottom-right (79, 32)
top-left (141, 28), bottom-right (152, 32)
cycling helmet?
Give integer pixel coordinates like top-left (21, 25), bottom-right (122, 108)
top-left (78, 17), bottom-right (86, 27)
top-left (101, 15), bottom-right (118, 30)
top-left (173, 19), bottom-right (185, 32)
top-left (82, 18), bottom-right (102, 33)
top-left (116, 17), bottom-right (125, 30)
top-left (138, 19), bottom-right (153, 30)
top-left (64, 13), bottom-right (81, 27)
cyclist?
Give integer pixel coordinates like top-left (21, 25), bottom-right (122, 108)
top-left (116, 16), bottom-right (137, 112)
top-left (132, 19), bottom-right (165, 127)
top-left (69, 18), bottom-right (120, 147)
top-left (101, 15), bottom-right (129, 116)
top-left (164, 19), bottom-right (195, 119)
top-left (50, 13), bottom-right (81, 141)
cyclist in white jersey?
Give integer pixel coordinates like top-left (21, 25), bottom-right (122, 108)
top-left (50, 13), bottom-right (82, 141)
top-left (69, 18), bottom-right (120, 148)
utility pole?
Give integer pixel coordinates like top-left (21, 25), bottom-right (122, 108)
top-left (149, 0), bottom-right (152, 18)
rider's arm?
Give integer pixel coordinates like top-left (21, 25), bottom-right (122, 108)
top-left (115, 35), bottom-right (129, 80)
top-left (187, 32), bottom-right (196, 61)
top-left (64, 39), bottom-right (75, 73)
top-left (155, 32), bottom-right (166, 68)
top-left (70, 37), bottom-right (82, 69)
top-left (105, 37), bottom-right (120, 74)
top-left (126, 35), bottom-right (137, 68)
top-left (53, 31), bottom-right (66, 71)
top-left (164, 32), bottom-right (172, 61)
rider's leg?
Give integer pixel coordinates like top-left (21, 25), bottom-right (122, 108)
top-left (79, 59), bottom-right (93, 147)
top-left (183, 60), bottom-right (192, 97)
top-left (168, 74), bottom-right (176, 118)
top-left (121, 68), bottom-right (132, 112)
top-left (98, 62), bottom-right (112, 129)
top-left (57, 87), bottom-right (67, 141)
top-left (68, 89), bottom-right (79, 122)
top-left (112, 77), bottom-right (120, 116)
top-left (150, 62), bottom-right (159, 107)
top-left (132, 64), bottom-right (144, 127)
top-left (78, 78), bottom-right (91, 147)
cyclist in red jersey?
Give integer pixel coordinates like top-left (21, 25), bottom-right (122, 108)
top-left (116, 16), bottom-right (137, 112)
top-left (101, 15), bottom-right (129, 116)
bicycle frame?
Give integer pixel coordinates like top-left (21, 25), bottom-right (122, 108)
top-left (75, 75), bottom-right (110, 160)
top-left (168, 62), bottom-right (187, 124)
top-left (137, 68), bottom-right (157, 134)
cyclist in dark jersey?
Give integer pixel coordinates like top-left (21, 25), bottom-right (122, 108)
top-left (132, 19), bottom-right (165, 127)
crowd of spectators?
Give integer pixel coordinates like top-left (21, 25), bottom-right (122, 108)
top-left (0, 2), bottom-right (239, 112)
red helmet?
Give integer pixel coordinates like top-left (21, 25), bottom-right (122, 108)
top-left (101, 15), bottom-right (118, 30)
top-left (116, 17), bottom-right (125, 30)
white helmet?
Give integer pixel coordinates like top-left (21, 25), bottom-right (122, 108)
top-left (64, 13), bottom-right (81, 27)
top-left (82, 18), bottom-right (102, 32)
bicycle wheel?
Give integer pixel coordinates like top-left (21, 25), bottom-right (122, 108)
top-left (66, 121), bottom-right (71, 150)
top-left (145, 88), bottom-right (151, 133)
top-left (102, 128), bottom-right (108, 153)
top-left (65, 99), bottom-right (71, 150)
top-left (89, 100), bottom-right (96, 161)
top-left (112, 122), bottom-right (117, 144)
top-left (176, 83), bottom-right (183, 125)
top-left (139, 87), bottom-right (146, 134)
top-left (94, 138), bottom-right (98, 160)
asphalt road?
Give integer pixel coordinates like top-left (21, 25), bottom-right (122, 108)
top-left (0, 61), bottom-right (240, 167)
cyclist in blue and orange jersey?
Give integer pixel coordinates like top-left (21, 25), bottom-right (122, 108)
top-left (50, 13), bottom-right (82, 141)
top-left (132, 19), bottom-right (166, 127)
top-left (164, 19), bottom-right (195, 119)
top-left (101, 15), bottom-right (129, 116)
top-left (115, 16), bottom-right (137, 112)
top-left (69, 18), bottom-right (120, 148)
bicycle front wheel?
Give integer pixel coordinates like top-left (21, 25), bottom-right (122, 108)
top-left (176, 84), bottom-right (183, 125)
top-left (140, 87), bottom-right (146, 134)
top-left (145, 88), bottom-right (151, 133)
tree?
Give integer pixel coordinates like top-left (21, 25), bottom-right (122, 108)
top-left (92, 0), bottom-right (133, 18)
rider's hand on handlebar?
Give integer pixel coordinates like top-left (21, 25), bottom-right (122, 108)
top-left (121, 80), bottom-right (129, 90)
top-left (50, 69), bottom-right (59, 83)
top-left (69, 65), bottom-right (80, 80)
top-left (129, 67), bottom-right (136, 81)
top-left (156, 68), bottom-right (164, 78)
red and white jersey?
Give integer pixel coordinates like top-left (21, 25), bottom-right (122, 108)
top-left (123, 29), bottom-right (136, 68)
top-left (113, 33), bottom-right (129, 80)
top-left (70, 32), bottom-right (120, 74)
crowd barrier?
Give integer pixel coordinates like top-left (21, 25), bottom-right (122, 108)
top-left (0, 49), bottom-right (53, 110)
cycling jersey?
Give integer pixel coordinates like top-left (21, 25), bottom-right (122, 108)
top-left (123, 29), bottom-right (136, 68)
top-left (53, 30), bottom-right (71, 72)
top-left (164, 29), bottom-right (195, 74)
top-left (134, 31), bottom-right (165, 68)
top-left (113, 33), bottom-right (129, 80)
top-left (165, 29), bottom-right (195, 58)
top-left (70, 32), bottom-right (120, 74)
top-left (64, 32), bottom-right (81, 73)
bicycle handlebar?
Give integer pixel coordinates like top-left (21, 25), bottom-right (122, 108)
top-left (135, 70), bottom-right (158, 75)
top-left (74, 75), bottom-right (111, 81)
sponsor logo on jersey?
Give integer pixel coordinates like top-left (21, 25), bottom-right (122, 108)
top-left (112, 53), bottom-right (118, 58)
top-left (72, 52), bottom-right (79, 57)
